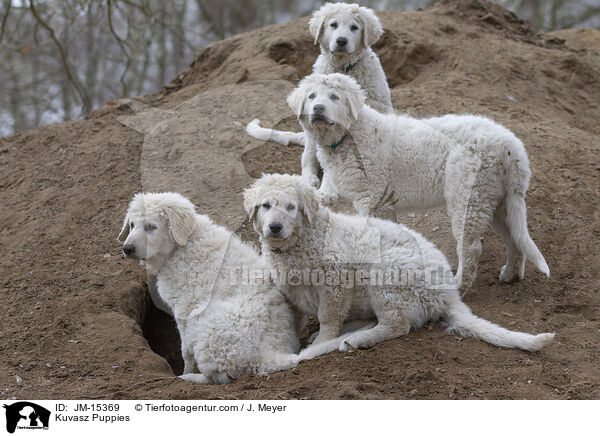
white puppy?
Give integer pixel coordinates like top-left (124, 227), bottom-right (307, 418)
top-left (118, 192), bottom-right (349, 384)
top-left (244, 174), bottom-right (554, 352)
top-left (246, 2), bottom-right (392, 189)
top-left (287, 73), bottom-right (550, 291)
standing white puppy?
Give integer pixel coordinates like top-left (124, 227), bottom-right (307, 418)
top-left (246, 2), bottom-right (392, 190)
top-left (286, 73), bottom-right (549, 291)
top-left (118, 192), bottom-right (348, 384)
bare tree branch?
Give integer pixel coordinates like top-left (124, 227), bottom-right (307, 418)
top-left (118, 0), bottom-right (201, 51)
top-left (196, 0), bottom-right (225, 40)
top-left (29, 0), bottom-right (92, 114)
top-left (0, 0), bottom-right (12, 46)
top-left (560, 5), bottom-right (600, 29)
top-left (107, 0), bottom-right (133, 96)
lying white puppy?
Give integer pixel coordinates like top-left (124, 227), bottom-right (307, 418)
top-left (244, 174), bottom-right (554, 352)
top-left (118, 192), bottom-right (348, 384)
top-left (247, 2), bottom-right (392, 188)
top-left (286, 73), bottom-right (550, 291)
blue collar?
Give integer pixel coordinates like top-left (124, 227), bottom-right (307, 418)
top-left (329, 134), bottom-right (347, 150)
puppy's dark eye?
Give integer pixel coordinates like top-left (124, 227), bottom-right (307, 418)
top-left (330, 94), bottom-right (339, 101)
top-left (350, 24), bottom-right (359, 31)
top-left (130, 222), bottom-right (134, 228)
top-left (144, 223), bottom-right (157, 232)
top-left (287, 204), bottom-right (296, 212)
top-left (262, 203), bottom-right (271, 210)
top-left (330, 22), bottom-right (338, 28)
top-left (308, 93), bottom-right (316, 99)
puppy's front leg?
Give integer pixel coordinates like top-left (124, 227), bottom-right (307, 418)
top-left (181, 343), bottom-right (197, 375)
top-left (301, 139), bottom-right (321, 188)
top-left (318, 171), bottom-right (339, 204)
top-left (312, 286), bottom-right (351, 344)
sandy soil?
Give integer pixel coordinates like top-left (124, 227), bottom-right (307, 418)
top-left (1, 0), bottom-right (599, 400)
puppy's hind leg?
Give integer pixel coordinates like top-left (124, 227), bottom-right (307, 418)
top-left (445, 152), bottom-right (500, 292)
top-left (491, 205), bottom-right (525, 282)
top-left (340, 289), bottom-right (411, 351)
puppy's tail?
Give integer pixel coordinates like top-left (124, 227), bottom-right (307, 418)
top-left (246, 119), bottom-right (305, 147)
top-left (444, 299), bottom-right (554, 352)
top-left (505, 193), bottom-right (550, 278)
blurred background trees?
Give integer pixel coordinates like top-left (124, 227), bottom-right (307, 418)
top-left (0, 0), bottom-right (598, 136)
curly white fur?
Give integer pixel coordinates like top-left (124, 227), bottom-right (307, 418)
top-left (244, 174), bottom-right (555, 352)
top-left (246, 2), bottom-right (392, 188)
top-left (287, 73), bottom-right (550, 291)
top-left (118, 192), bottom-right (351, 384)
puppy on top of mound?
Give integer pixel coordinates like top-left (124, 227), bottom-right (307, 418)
top-left (246, 2), bottom-right (392, 188)
top-left (244, 173), bottom-right (554, 353)
top-left (118, 192), bottom-right (352, 384)
top-left (287, 72), bottom-right (549, 292)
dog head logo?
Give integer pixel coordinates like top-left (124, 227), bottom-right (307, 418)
top-left (3, 402), bottom-right (50, 434)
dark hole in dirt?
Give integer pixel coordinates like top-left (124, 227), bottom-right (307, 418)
top-left (140, 284), bottom-right (184, 375)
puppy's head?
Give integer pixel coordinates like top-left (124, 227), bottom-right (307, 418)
top-left (118, 192), bottom-right (197, 262)
top-left (309, 3), bottom-right (383, 56)
top-left (243, 174), bottom-right (321, 247)
top-left (287, 73), bottom-right (366, 134)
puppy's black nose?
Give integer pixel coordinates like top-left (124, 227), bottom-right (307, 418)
top-left (269, 222), bottom-right (283, 234)
top-left (336, 37), bottom-right (347, 47)
top-left (123, 244), bottom-right (136, 256)
top-left (313, 104), bottom-right (325, 113)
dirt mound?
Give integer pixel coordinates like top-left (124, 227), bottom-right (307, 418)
top-left (1, 0), bottom-right (599, 399)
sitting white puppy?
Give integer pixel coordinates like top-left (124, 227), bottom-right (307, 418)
top-left (286, 73), bottom-right (550, 291)
top-left (244, 174), bottom-right (554, 352)
top-left (246, 2), bottom-right (392, 189)
top-left (118, 192), bottom-right (347, 384)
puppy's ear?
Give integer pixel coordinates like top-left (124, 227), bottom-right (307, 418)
top-left (117, 215), bottom-right (130, 242)
top-left (344, 82), bottom-right (366, 120)
top-left (357, 6), bottom-right (383, 48)
top-left (243, 185), bottom-right (260, 222)
top-left (164, 205), bottom-right (197, 246)
top-left (347, 91), bottom-right (364, 120)
top-left (309, 6), bottom-right (328, 45)
top-left (297, 184), bottom-right (322, 225)
top-left (287, 83), bottom-right (307, 120)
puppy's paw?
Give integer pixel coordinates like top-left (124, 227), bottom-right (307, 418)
top-left (303, 174), bottom-right (320, 187)
top-left (338, 338), bottom-right (355, 352)
top-left (499, 265), bottom-right (518, 283)
top-left (178, 373), bottom-right (210, 384)
top-left (318, 189), bottom-right (339, 204)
